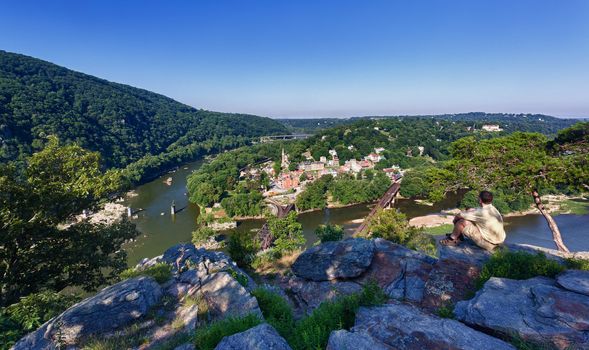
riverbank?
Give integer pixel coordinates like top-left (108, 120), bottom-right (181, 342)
top-left (408, 195), bottom-right (588, 229)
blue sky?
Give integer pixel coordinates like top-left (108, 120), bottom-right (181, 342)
top-left (1, 0), bottom-right (588, 118)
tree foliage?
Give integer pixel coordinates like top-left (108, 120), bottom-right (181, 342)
top-left (267, 212), bottom-right (306, 254)
top-left (0, 138), bottom-right (138, 306)
top-left (315, 224), bottom-right (344, 243)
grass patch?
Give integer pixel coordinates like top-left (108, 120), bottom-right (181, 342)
top-left (82, 323), bottom-right (151, 350)
top-left (421, 224), bottom-right (454, 236)
top-left (193, 314), bottom-right (262, 350)
top-left (251, 288), bottom-right (295, 337)
top-left (508, 333), bottom-right (556, 350)
top-left (120, 263), bottom-right (172, 284)
top-left (288, 282), bottom-right (386, 350)
top-left (555, 199), bottom-right (589, 215)
top-left (475, 249), bottom-right (565, 291)
top-left (435, 304), bottom-right (455, 319)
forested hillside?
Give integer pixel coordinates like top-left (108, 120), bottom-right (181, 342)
top-left (0, 50), bottom-right (287, 182)
top-left (280, 113), bottom-right (578, 135)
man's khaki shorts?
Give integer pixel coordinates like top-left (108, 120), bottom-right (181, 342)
top-left (462, 221), bottom-right (498, 251)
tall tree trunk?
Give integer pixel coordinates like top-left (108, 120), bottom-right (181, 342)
top-left (532, 190), bottom-right (569, 253)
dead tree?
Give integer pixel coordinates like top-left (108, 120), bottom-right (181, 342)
top-left (532, 190), bottom-right (569, 253)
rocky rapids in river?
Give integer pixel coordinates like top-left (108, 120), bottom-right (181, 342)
top-left (13, 237), bottom-right (589, 350)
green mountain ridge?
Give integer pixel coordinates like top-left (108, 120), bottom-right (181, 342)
top-left (0, 50), bottom-right (287, 181)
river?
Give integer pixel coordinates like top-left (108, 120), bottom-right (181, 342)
top-left (122, 160), bottom-right (589, 264)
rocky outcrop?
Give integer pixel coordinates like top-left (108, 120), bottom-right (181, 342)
top-left (13, 276), bottom-right (163, 349)
top-left (197, 272), bottom-right (262, 319)
top-left (327, 302), bottom-right (515, 350)
top-left (214, 323), bottom-right (292, 350)
top-left (291, 238), bottom-right (375, 281)
top-left (13, 243), bottom-right (261, 349)
top-left (357, 238), bottom-right (435, 302)
top-left (286, 276), bottom-right (362, 313)
top-left (455, 276), bottom-right (589, 350)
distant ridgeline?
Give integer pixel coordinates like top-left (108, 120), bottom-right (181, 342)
top-left (279, 113), bottom-right (578, 135)
top-left (0, 50), bottom-right (287, 183)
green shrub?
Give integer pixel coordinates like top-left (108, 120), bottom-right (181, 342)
top-left (288, 282), bottom-right (386, 350)
top-left (192, 226), bottom-right (216, 245)
top-left (251, 249), bottom-right (282, 270)
top-left (565, 258), bottom-right (589, 270)
top-left (435, 304), bottom-right (455, 319)
top-left (120, 263), bottom-right (172, 284)
top-left (227, 231), bottom-right (260, 268)
top-left (405, 231), bottom-right (438, 257)
top-left (475, 250), bottom-right (565, 290)
top-left (0, 291), bottom-right (80, 348)
top-left (193, 314), bottom-right (262, 350)
top-left (315, 224), bottom-right (344, 243)
top-left (251, 288), bottom-right (295, 337)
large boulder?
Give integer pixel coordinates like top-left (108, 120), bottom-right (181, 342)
top-left (357, 239), bottom-right (435, 302)
top-left (421, 238), bottom-right (489, 310)
top-left (13, 277), bottom-right (162, 349)
top-left (455, 277), bottom-right (589, 350)
top-left (195, 272), bottom-right (262, 320)
top-left (214, 323), bottom-right (292, 350)
top-left (286, 276), bottom-right (362, 313)
top-left (331, 302), bottom-right (515, 350)
top-left (162, 243), bottom-right (256, 291)
top-left (291, 238), bottom-right (375, 281)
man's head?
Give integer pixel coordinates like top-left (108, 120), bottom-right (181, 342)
top-left (479, 191), bottom-right (493, 205)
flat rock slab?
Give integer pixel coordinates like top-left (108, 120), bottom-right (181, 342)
top-left (437, 237), bottom-right (492, 267)
top-left (196, 272), bottom-right (262, 320)
top-left (455, 277), bottom-right (589, 350)
top-left (214, 323), bottom-right (292, 350)
top-left (291, 238), bottom-right (375, 281)
top-left (14, 277), bottom-right (162, 349)
top-left (557, 269), bottom-right (589, 296)
top-left (343, 302), bottom-right (515, 350)
top-left (327, 329), bottom-right (392, 350)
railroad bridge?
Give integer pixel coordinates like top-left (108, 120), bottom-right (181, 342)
top-left (258, 202), bottom-right (296, 250)
top-left (353, 181), bottom-right (401, 235)
top-left (257, 182), bottom-right (400, 250)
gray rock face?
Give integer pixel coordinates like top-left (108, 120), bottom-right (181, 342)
top-left (455, 277), bottom-right (589, 350)
top-left (13, 277), bottom-right (162, 350)
top-left (340, 302), bottom-right (515, 350)
top-left (196, 272), bottom-right (262, 319)
top-left (557, 269), bottom-right (589, 296)
top-left (358, 239), bottom-right (435, 302)
top-left (162, 243), bottom-right (256, 291)
top-left (287, 276), bottom-right (362, 313)
top-left (327, 329), bottom-right (392, 350)
top-left (437, 238), bottom-right (492, 267)
top-left (214, 323), bottom-right (292, 350)
top-left (292, 238), bottom-right (375, 281)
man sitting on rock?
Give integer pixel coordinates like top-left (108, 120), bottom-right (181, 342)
top-left (440, 190), bottom-right (505, 251)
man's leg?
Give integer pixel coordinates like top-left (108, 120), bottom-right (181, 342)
top-left (450, 218), bottom-right (467, 240)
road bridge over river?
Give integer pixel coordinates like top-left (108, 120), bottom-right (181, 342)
top-left (259, 134), bottom-right (311, 143)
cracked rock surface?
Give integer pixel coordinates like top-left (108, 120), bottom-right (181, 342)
top-left (455, 276), bottom-right (589, 350)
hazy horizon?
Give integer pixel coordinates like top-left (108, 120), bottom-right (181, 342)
top-left (2, 0), bottom-right (588, 119)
